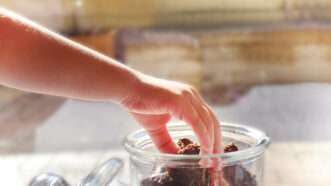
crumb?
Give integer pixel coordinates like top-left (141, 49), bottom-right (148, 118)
top-left (177, 143), bottom-right (200, 155)
top-left (177, 138), bottom-right (193, 149)
top-left (224, 143), bottom-right (239, 153)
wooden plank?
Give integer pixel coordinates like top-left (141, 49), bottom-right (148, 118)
top-left (70, 31), bottom-right (116, 57)
top-left (118, 30), bottom-right (203, 89)
top-left (196, 28), bottom-right (331, 104)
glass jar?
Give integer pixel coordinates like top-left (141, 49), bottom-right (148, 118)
top-left (124, 122), bottom-right (270, 186)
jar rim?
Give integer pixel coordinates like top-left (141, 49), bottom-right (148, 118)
top-left (123, 122), bottom-right (271, 165)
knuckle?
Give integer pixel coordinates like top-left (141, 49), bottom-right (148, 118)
top-left (189, 86), bottom-right (198, 94)
top-left (171, 94), bottom-right (185, 107)
top-left (181, 87), bottom-right (194, 98)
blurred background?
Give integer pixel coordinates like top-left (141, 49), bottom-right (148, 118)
top-left (1, 0), bottom-right (331, 185)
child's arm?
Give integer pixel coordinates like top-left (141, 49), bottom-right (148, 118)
top-left (0, 8), bottom-right (221, 154)
top-left (0, 8), bottom-right (137, 103)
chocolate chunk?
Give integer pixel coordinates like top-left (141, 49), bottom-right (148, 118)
top-left (223, 165), bottom-right (257, 186)
top-left (171, 140), bottom-right (210, 186)
top-left (141, 167), bottom-right (210, 186)
top-left (177, 138), bottom-right (194, 149)
top-left (222, 143), bottom-right (256, 186)
top-left (177, 143), bottom-right (200, 155)
top-left (224, 143), bottom-right (239, 153)
top-left (141, 172), bottom-right (175, 186)
top-left (167, 167), bottom-right (211, 186)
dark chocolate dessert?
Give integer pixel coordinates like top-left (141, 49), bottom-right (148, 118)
top-left (141, 138), bottom-right (256, 186)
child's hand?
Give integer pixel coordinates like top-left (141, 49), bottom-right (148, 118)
top-left (121, 73), bottom-right (221, 154)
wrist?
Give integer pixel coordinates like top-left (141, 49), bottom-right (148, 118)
top-left (117, 69), bottom-right (142, 105)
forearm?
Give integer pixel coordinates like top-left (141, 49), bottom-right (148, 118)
top-left (0, 8), bottom-right (138, 103)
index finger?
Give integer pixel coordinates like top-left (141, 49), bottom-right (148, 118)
top-left (147, 126), bottom-right (179, 153)
top-left (131, 113), bottom-right (179, 153)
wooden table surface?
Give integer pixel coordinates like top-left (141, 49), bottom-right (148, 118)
top-left (0, 142), bottom-right (330, 186)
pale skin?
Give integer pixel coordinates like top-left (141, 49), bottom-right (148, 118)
top-left (0, 8), bottom-right (221, 155)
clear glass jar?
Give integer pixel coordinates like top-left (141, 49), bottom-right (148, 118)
top-left (124, 123), bottom-right (270, 186)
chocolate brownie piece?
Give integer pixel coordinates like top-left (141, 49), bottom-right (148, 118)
top-left (167, 167), bottom-right (210, 186)
top-left (223, 166), bottom-right (257, 186)
top-left (222, 142), bottom-right (257, 186)
top-left (177, 138), bottom-right (194, 149)
top-left (170, 138), bottom-right (210, 186)
top-left (142, 138), bottom-right (210, 186)
top-left (141, 172), bottom-right (175, 186)
top-left (224, 143), bottom-right (239, 153)
top-left (141, 138), bottom-right (256, 186)
top-left (177, 143), bottom-right (200, 155)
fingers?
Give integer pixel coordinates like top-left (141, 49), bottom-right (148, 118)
top-left (191, 88), bottom-right (221, 154)
top-left (201, 105), bottom-right (223, 185)
top-left (202, 104), bottom-right (222, 154)
top-left (189, 96), bottom-right (215, 154)
top-left (147, 126), bottom-right (179, 153)
top-left (131, 113), bottom-right (179, 153)
top-left (179, 101), bottom-right (212, 154)
top-left (129, 82), bottom-right (221, 156)
top-left (203, 105), bottom-right (223, 186)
